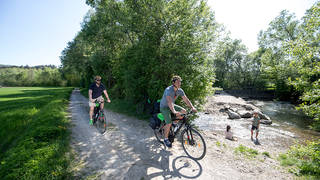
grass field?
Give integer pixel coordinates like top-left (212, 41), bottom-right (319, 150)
top-left (0, 87), bottom-right (73, 179)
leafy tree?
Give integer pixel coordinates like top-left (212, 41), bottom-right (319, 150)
top-left (287, 2), bottom-right (320, 130)
top-left (61, 0), bottom-right (217, 108)
top-left (258, 10), bottom-right (300, 99)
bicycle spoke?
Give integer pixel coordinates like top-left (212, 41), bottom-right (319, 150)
top-left (181, 128), bottom-right (206, 160)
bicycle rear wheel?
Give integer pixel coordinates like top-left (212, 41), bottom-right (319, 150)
top-left (154, 128), bottom-right (165, 144)
top-left (96, 112), bottom-right (106, 134)
top-left (181, 127), bottom-right (206, 160)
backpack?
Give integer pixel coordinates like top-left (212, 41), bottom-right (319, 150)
top-left (149, 113), bottom-right (165, 129)
top-left (152, 100), bottom-right (161, 114)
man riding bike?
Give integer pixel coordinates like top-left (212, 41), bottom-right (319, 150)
top-left (160, 75), bottom-right (197, 148)
top-left (88, 76), bottom-right (111, 125)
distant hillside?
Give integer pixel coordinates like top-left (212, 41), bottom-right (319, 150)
top-left (0, 64), bottom-right (57, 69)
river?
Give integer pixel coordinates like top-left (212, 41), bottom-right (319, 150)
top-left (194, 99), bottom-right (319, 147)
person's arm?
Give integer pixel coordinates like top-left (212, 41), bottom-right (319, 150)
top-left (166, 96), bottom-right (179, 115)
top-left (103, 90), bottom-right (111, 103)
top-left (89, 89), bottom-right (93, 102)
top-left (182, 95), bottom-right (197, 112)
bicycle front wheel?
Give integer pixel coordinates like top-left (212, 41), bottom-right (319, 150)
top-left (181, 127), bottom-right (206, 160)
top-left (96, 112), bottom-right (106, 134)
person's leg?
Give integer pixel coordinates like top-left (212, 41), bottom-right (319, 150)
top-left (173, 104), bottom-right (186, 114)
top-left (97, 96), bottom-right (104, 109)
top-left (164, 123), bottom-right (172, 138)
top-left (251, 126), bottom-right (254, 140)
top-left (256, 129), bottom-right (259, 139)
top-left (161, 107), bottom-right (172, 147)
top-left (161, 108), bottom-right (172, 139)
top-left (89, 106), bottom-right (94, 125)
top-left (89, 106), bottom-right (94, 118)
top-left (172, 104), bottom-right (186, 122)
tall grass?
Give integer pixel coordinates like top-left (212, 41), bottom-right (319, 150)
top-left (0, 87), bottom-right (73, 179)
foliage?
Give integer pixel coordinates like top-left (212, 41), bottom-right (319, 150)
top-left (0, 87), bottom-right (73, 179)
top-left (278, 140), bottom-right (320, 178)
top-left (80, 88), bottom-right (150, 120)
top-left (234, 144), bottom-right (259, 158)
top-left (61, 0), bottom-right (217, 110)
top-left (257, 10), bottom-right (300, 99)
top-left (262, 151), bottom-right (271, 158)
top-left (287, 2), bottom-right (320, 130)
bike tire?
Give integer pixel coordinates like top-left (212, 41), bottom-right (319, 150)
top-left (96, 112), bottom-right (106, 134)
top-left (181, 127), bottom-right (206, 160)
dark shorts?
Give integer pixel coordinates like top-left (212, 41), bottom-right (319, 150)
top-left (251, 125), bottom-right (259, 132)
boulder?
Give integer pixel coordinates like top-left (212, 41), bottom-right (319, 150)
top-left (226, 109), bottom-right (241, 119)
top-left (261, 119), bottom-right (272, 125)
top-left (258, 112), bottom-right (271, 121)
top-left (243, 104), bottom-right (254, 111)
top-left (237, 110), bottom-right (252, 118)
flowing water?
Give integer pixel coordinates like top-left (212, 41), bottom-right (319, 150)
top-left (251, 100), bottom-right (320, 142)
top-left (194, 100), bottom-right (319, 147)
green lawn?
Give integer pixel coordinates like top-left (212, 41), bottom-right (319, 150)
top-left (0, 87), bottom-right (73, 179)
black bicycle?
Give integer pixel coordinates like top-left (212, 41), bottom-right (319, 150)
top-left (154, 111), bottom-right (206, 160)
top-left (93, 100), bottom-right (107, 134)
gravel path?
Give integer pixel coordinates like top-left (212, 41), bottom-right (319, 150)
top-left (69, 89), bottom-right (293, 180)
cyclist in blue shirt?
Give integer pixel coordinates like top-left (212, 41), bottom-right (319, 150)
top-left (88, 76), bottom-right (111, 125)
top-left (160, 75), bottom-right (197, 148)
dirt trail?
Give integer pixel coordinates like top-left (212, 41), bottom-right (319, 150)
top-left (69, 89), bottom-right (293, 180)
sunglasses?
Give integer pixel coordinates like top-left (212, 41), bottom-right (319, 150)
top-left (95, 79), bottom-right (101, 81)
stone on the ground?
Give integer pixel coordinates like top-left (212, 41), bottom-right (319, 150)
top-left (226, 109), bottom-right (241, 119)
top-left (237, 110), bottom-right (252, 118)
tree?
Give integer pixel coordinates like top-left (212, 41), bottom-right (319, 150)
top-left (287, 2), bottom-right (320, 130)
top-left (61, 0), bottom-right (218, 107)
top-left (258, 10), bottom-right (300, 99)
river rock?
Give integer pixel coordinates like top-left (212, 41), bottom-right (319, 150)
top-left (260, 119), bottom-right (272, 125)
top-left (258, 112), bottom-right (271, 121)
top-left (243, 104), bottom-right (254, 111)
top-left (237, 110), bottom-right (252, 118)
top-left (226, 109), bottom-right (241, 119)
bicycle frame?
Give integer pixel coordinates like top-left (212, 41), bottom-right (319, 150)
top-left (93, 100), bottom-right (103, 123)
top-left (168, 111), bottom-right (194, 142)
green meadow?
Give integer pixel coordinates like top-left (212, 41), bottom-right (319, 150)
top-left (0, 87), bottom-right (73, 179)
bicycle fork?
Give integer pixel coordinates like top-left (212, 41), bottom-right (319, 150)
top-left (184, 127), bottom-right (195, 146)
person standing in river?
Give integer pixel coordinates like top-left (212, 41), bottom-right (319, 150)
top-left (251, 111), bottom-right (260, 141)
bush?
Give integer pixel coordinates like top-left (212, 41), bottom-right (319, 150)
top-left (278, 140), bottom-right (320, 177)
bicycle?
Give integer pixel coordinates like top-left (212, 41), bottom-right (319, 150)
top-left (92, 100), bottom-right (107, 134)
top-left (153, 111), bottom-right (206, 160)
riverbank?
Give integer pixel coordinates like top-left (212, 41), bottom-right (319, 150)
top-left (198, 91), bottom-right (320, 150)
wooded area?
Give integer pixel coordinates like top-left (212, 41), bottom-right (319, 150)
top-left (1, 0), bottom-right (319, 130)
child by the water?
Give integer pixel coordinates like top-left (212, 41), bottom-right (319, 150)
top-left (225, 125), bottom-right (237, 141)
top-left (251, 111), bottom-right (260, 141)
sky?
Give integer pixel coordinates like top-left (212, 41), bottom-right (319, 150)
top-left (0, 0), bottom-right (90, 67)
top-left (208, 0), bottom-right (318, 52)
top-left (0, 0), bottom-right (318, 67)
